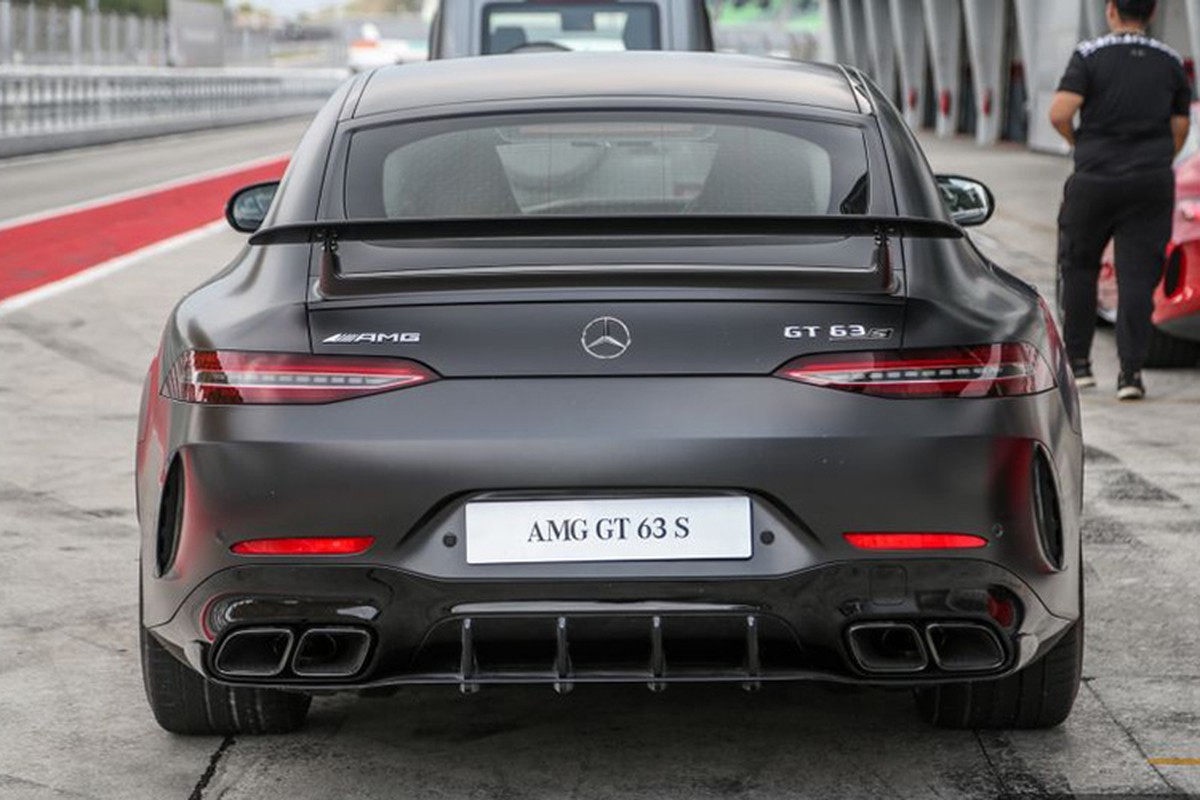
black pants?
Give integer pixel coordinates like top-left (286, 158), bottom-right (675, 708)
top-left (1057, 170), bottom-right (1173, 373)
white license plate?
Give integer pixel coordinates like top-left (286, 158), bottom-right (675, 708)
top-left (465, 497), bottom-right (752, 565)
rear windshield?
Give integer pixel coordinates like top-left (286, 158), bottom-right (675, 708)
top-left (482, 3), bottom-right (660, 54)
top-left (344, 112), bottom-right (871, 219)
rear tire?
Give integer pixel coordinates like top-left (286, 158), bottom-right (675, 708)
top-left (141, 625), bottom-right (311, 735)
top-left (914, 618), bottom-right (1083, 730)
top-left (1144, 328), bottom-right (1200, 368)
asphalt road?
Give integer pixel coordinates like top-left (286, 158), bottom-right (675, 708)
top-left (0, 119), bottom-right (311, 225)
top-left (0, 129), bottom-right (1198, 799)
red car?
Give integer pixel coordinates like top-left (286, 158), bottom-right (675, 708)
top-left (1097, 105), bottom-right (1200, 366)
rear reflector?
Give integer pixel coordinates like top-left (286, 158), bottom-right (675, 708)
top-left (231, 536), bottom-right (376, 556)
top-left (775, 343), bottom-right (1055, 398)
top-left (163, 350), bottom-right (437, 405)
top-left (987, 592), bottom-right (1017, 628)
top-left (844, 533), bottom-right (988, 550)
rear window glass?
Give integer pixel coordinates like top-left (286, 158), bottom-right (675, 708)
top-left (344, 113), bottom-right (871, 219)
top-left (482, 3), bottom-right (660, 54)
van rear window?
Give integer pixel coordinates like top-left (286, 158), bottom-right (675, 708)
top-left (482, 3), bottom-right (661, 53)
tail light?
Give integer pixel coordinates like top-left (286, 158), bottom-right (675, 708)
top-left (844, 533), bottom-right (988, 550)
top-left (231, 536), bottom-right (376, 555)
top-left (1178, 197), bottom-right (1200, 221)
top-left (162, 350), bottom-right (437, 405)
top-left (774, 343), bottom-right (1055, 399)
top-left (1038, 297), bottom-right (1066, 376)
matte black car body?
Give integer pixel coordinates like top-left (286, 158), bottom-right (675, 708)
top-left (137, 53), bottom-right (1084, 732)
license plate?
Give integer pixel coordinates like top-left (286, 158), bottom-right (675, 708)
top-left (465, 496), bottom-right (752, 565)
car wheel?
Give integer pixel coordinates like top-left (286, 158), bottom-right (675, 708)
top-left (914, 613), bottom-right (1083, 730)
top-left (1144, 328), bottom-right (1200, 368)
top-left (140, 625), bottom-right (311, 735)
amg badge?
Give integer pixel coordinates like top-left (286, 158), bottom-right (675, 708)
top-left (322, 332), bottom-right (421, 344)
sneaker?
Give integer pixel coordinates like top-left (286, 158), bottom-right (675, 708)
top-left (1071, 359), bottom-right (1096, 388)
top-left (1117, 371), bottom-right (1145, 401)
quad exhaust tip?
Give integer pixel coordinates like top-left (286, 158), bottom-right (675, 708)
top-left (925, 623), bottom-right (1005, 672)
top-left (292, 627), bottom-right (372, 678)
top-left (213, 626), bottom-right (372, 679)
top-left (213, 627), bottom-right (294, 678)
top-left (846, 621), bottom-right (1007, 675)
top-left (846, 622), bottom-right (928, 674)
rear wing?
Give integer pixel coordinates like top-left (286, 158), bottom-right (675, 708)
top-left (248, 215), bottom-right (964, 297)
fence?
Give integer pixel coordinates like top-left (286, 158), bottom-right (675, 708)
top-left (0, 1), bottom-right (347, 68)
top-left (0, 1), bottom-right (169, 66)
top-left (0, 65), bottom-right (347, 156)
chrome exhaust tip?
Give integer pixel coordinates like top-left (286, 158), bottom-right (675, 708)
top-left (925, 623), bottom-right (1006, 672)
top-left (846, 622), bottom-right (928, 674)
top-left (213, 627), bottom-right (294, 678)
top-left (291, 627), bottom-right (372, 678)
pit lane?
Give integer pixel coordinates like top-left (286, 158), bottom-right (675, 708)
top-left (0, 129), bottom-right (1196, 799)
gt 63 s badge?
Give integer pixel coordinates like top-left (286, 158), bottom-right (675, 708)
top-left (784, 325), bottom-right (894, 341)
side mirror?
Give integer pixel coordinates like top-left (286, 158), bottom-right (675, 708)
top-left (225, 181), bottom-right (279, 233)
top-left (935, 174), bottom-right (995, 227)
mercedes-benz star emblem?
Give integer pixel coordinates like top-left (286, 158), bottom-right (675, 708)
top-left (581, 317), bottom-right (632, 360)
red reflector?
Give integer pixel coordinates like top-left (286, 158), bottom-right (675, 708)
top-left (844, 533), bottom-right (988, 550)
top-left (231, 536), bottom-right (376, 556)
top-left (163, 350), bottom-right (437, 405)
top-left (987, 593), bottom-right (1016, 628)
top-left (774, 343), bottom-right (1055, 399)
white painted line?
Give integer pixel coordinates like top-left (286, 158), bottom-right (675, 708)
top-left (0, 151), bottom-right (289, 232)
top-left (0, 220), bottom-right (226, 319)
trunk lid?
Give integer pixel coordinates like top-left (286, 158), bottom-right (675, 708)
top-left (309, 297), bottom-right (905, 377)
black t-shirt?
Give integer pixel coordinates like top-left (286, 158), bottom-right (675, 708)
top-left (1057, 32), bottom-right (1192, 177)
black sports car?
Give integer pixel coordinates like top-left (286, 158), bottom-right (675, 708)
top-left (137, 53), bottom-right (1084, 735)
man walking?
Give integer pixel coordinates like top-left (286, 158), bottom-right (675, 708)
top-left (1050, 0), bottom-right (1191, 400)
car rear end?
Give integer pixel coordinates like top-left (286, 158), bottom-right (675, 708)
top-left (139, 66), bottom-right (1083, 729)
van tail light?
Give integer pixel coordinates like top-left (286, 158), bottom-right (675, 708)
top-left (774, 343), bottom-right (1055, 399)
top-left (162, 350), bottom-right (437, 405)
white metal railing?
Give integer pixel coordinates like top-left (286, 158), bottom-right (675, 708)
top-left (0, 65), bottom-right (347, 156)
top-left (0, 1), bottom-right (169, 66)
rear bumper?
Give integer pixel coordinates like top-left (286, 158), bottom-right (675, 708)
top-left (148, 558), bottom-right (1074, 691)
top-left (1154, 240), bottom-right (1200, 339)
top-left (138, 376), bottom-right (1083, 689)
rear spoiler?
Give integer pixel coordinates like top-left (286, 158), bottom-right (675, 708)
top-left (247, 215), bottom-right (964, 297)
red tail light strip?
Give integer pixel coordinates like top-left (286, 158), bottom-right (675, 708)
top-left (775, 343), bottom-right (1055, 398)
top-left (844, 533), bottom-right (989, 550)
top-left (231, 536), bottom-right (376, 556)
top-left (163, 350), bottom-right (437, 405)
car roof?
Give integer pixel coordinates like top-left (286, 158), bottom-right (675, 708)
top-left (353, 52), bottom-right (862, 118)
